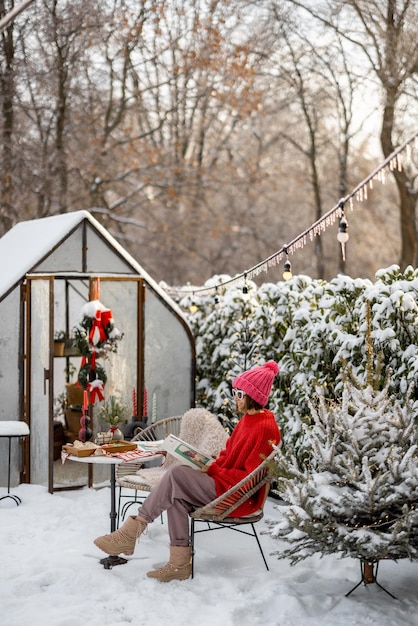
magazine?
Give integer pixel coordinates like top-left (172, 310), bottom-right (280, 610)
top-left (162, 434), bottom-right (214, 470)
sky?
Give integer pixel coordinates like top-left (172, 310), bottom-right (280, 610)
top-left (2, 482), bottom-right (418, 626)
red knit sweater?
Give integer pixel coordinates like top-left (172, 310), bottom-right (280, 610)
top-left (206, 409), bottom-right (281, 516)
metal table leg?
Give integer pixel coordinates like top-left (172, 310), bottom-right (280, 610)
top-left (99, 463), bottom-right (128, 569)
top-left (0, 437), bottom-right (22, 506)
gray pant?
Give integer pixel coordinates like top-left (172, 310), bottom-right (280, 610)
top-left (137, 464), bottom-right (217, 546)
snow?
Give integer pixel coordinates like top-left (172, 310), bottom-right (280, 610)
top-left (2, 484), bottom-right (418, 626)
top-left (0, 210), bottom-right (186, 321)
top-left (0, 421), bottom-right (29, 436)
top-left (0, 211), bottom-right (88, 297)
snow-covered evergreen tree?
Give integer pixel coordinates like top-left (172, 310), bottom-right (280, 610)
top-left (267, 322), bottom-right (418, 566)
top-left (178, 265), bottom-right (418, 446)
top-left (182, 275), bottom-right (266, 433)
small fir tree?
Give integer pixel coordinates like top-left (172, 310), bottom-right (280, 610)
top-left (267, 315), bottom-right (418, 574)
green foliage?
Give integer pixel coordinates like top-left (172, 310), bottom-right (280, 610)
top-left (179, 265), bottom-right (418, 565)
top-left (77, 362), bottom-right (107, 390)
top-left (97, 395), bottom-right (130, 426)
top-left (267, 369), bottom-right (418, 563)
top-left (64, 362), bottom-right (78, 382)
top-left (180, 265), bottom-right (418, 448)
top-left (72, 310), bottom-right (123, 359)
top-left (184, 277), bottom-right (269, 433)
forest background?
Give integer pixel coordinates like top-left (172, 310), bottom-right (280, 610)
top-left (0, 0), bottom-right (417, 287)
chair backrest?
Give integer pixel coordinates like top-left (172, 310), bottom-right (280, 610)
top-left (179, 408), bottom-right (229, 457)
top-left (132, 415), bottom-right (182, 442)
top-left (192, 448), bottom-right (278, 521)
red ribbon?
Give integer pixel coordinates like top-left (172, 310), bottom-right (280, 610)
top-left (101, 309), bottom-right (112, 327)
top-left (87, 380), bottom-right (105, 403)
top-left (89, 310), bottom-right (107, 346)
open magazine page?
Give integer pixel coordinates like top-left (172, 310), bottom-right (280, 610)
top-left (162, 434), bottom-right (214, 470)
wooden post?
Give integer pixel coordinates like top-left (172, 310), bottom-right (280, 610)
top-left (90, 277), bottom-right (100, 301)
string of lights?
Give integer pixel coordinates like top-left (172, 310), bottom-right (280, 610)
top-left (164, 130), bottom-right (418, 299)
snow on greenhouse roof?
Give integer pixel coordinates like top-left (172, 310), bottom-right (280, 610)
top-left (0, 210), bottom-right (182, 316)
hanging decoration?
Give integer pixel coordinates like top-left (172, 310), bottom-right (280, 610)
top-left (337, 202), bottom-right (349, 262)
top-left (77, 360), bottom-right (107, 403)
top-left (163, 131), bottom-right (418, 299)
top-left (242, 273), bottom-right (249, 294)
top-left (73, 299), bottom-right (123, 403)
top-left (189, 295), bottom-right (198, 314)
top-left (282, 249), bottom-right (293, 281)
top-left (73, 300), bottom-right (123, 358)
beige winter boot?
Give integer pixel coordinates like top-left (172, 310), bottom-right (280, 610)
top-left (94, 516), bottom-right (147, 556)
top-left (146, 545), bottom-right (192, 582)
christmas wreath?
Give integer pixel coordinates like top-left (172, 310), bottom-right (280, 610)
top-left (77, 361), bottom-right (107, 403)
top-left (73, 300), bottom-right (123, 358)
top-left (77, 361), bottom-right (107, 389)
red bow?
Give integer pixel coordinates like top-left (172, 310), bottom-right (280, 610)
top-left (101, 309), bottom-right (112, 327)
top-left (88, 380), bottom-right (105, 403)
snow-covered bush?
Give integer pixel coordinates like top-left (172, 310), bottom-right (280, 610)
top-left (179, 265), bottom-right (418, 442)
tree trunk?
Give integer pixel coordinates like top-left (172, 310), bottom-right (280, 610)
top-left (362, 560), bottom-right (376, 584)
top-left (0, 0), bottom-right (16, 231)
top-left (379, 0), bottom-right (417, 269)
top-left (380, 97), bottom-right (417, 270)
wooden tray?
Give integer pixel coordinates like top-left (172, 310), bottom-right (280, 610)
top-left (99, 441), bottom-right (137, 454)
top-left (63, 444), bottom-right (97, 457)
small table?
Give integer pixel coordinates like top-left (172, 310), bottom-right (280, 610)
top-left (0, 421), bottom-right (30, 506)
top-left (65, 447), bottom-right (162, 569)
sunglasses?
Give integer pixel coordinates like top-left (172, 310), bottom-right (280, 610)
top-left (232, 389), bottom-right (246, 400)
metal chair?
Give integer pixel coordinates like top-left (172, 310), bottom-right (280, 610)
top-left (190, 448), bottom-right (278, 577)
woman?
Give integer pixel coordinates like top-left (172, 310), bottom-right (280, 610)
top-left (94, 360), bottom-right (281, 582)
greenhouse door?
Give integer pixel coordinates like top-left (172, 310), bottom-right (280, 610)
top-left (26, 277), bottom-right (55, 493)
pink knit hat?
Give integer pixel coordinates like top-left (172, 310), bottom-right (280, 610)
top-left (232, 361), bottom-right (279, 407)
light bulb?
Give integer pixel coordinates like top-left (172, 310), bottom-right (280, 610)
top-left (337, 216), bottom-right (349, 243)
top-left (283, 259), bottom-right (292, 281)
top-left (189, 302), bottom-right (198, 314)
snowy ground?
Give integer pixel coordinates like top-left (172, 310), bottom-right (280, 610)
top-left (2, 483), bottom-right (418, 626)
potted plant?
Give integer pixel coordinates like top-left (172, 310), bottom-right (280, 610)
top-left (97, 395), bottom-right (130, 441)
top-left (54, 331), bottom-right (66, 357)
